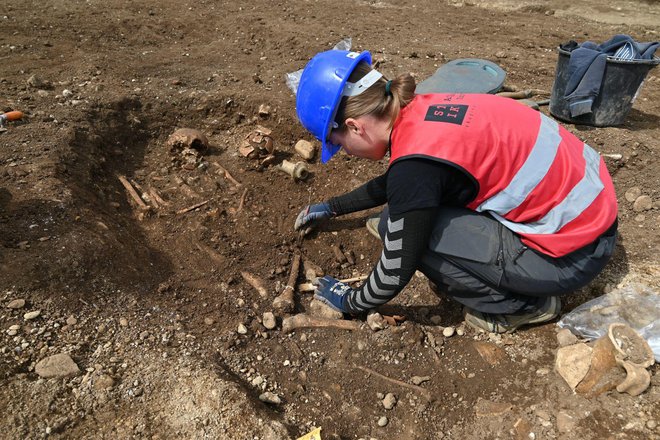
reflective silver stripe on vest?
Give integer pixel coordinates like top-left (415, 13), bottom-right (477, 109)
top-left (478, 114), bottom-right (562, 214)
top-left (491, 143), bottom-right (604, 235)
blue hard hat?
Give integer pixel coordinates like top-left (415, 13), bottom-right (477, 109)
top-left (296, 50), bottom-right (373, 163)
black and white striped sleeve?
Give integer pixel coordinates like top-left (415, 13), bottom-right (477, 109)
top-left (344, 208), bottom-right (435, 313)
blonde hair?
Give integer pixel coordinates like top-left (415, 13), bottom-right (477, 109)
top-left (334, 62), bottom-right (416, 131)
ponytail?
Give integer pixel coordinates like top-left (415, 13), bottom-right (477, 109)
top-left (383, 73), bottom-right (416, 127)
top-left (334, 62), bottom-right (416, 131)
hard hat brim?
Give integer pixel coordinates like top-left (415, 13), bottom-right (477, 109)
top-left (320, 51), bottom-right (372, 163)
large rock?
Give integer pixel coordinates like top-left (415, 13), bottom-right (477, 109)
top-left (35, 353), bottom-right (80, 379)
top-left (555, 343), bottom-right (592, 390)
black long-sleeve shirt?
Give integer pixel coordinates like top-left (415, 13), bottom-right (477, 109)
top-left (328, 158), bottom-right (476, 313)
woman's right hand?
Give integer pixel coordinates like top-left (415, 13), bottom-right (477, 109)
top-left (294, 202), bottom-right (334, 236)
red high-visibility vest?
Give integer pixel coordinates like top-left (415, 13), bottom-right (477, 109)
top-left (390, 93), bottom-right (617, 257)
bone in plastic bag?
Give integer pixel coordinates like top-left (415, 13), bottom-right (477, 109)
top-left (285, 38), bottom-right (353, 95)
top-left (557, 283), bottom-right (660, 361)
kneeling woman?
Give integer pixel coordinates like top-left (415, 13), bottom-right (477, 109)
top-left (293, 49), bottom-right (618, 333)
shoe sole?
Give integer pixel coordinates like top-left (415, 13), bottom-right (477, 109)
top-left (464, 296), bottom-right (561, 333)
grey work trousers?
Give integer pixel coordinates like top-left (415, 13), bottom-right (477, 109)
top-left (377, 207), bottom-right (617, 315)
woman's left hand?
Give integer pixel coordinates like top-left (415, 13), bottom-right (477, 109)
top-left (294, 202), bottom-right (334, 236)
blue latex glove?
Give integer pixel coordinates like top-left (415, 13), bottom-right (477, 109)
top-left (314, 275), bottom-right (352, 313)
top-left (294, 202), bottom-right (334, 236)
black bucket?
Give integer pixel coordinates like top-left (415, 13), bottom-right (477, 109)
top-left (550, 47), bottom-right (659, 126)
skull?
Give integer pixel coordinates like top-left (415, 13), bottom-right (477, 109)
top-left (167, 128), bottom-right (209, 153)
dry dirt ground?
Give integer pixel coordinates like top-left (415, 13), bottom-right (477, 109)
top-left (1, 1), bottom-right (659, 439)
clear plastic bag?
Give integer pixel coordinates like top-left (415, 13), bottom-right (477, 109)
top-left (285, 38), bottom-right (353, 95)
top-left (558, 283), bottom-right (660, 361)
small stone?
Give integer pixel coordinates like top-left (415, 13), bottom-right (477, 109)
top-left (24, 310), bottom-right (41, 320)
top-left (119, 318), bottom-right (128, 327)
top-left (646, 420), bottom-right (657, 429)
top-left (257, 313), bottom-right (275, 331)
top-left (377, 416), bottom-right (389, 427)
top-left (258, 104), bottom-right (271, 117)
top-left (7, 329), bottom-right (17, 336)
top-left (294, 140), bottom-right (316, 161)
top-left (9, 324), bottom-right (20, 331)
top-left (633, 195), bottom-right (653, 212)
top-left (536, 368), bottom-right (550, 376)
top-left (35, 353), bottom-right (80, 378)
top-left (259, 392), bottom-right (281, 404)
top-left (204, 317), bottom-right (214, 325)
top-left (456, 327), bottom-right (465, 336)
top-left (624, 187), bottom-right (642, 203)
top-left (131, 387), bottom-right (143, 397)
top-left (411, 376), bottom-right (430, 385)
top-left (94, 374), bottom-right (115, 390)
top-left (66, 316), bottom-right (77, 326)
top-left (7, 299), bottom-right (26, 309)
top-left (27, 74), bottom-right (50, 89)
top-left (556, 411), bottom-right (577, 433)
top-left (430, 315), bottom-right (443, 325)
top-left (237, 323), bottom-right (248, 334)
top-left (367, 312), bottom-right (386, 331)
top-left (382, 393), bottom-right (397, 410)
top-left (556, 328), bottom-right (578, 347)
top-left (536, 409), bottom-right (551, 422)
top-left (475, 398), bottom-right (513, 417)
top-left (62, 89), bottom-right (73, 98)
top-left (443, 327), bottom-right (455, 338)
top-left (513, 418), bottom-right (532, 440)
top-left (634, 214), bottom-right (645, 222)
top-left (251, 376), bottom-right (264, 386)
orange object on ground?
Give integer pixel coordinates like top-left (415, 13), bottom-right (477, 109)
top-left (2, 111), bottom-right (24, 121)
top-left (0, 111), bottom-right (24, 127)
